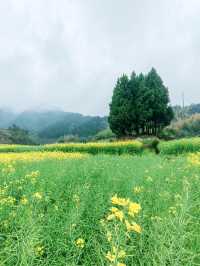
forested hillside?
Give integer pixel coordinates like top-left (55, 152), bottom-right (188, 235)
top-left (0, 109), bottom-right (108, 143)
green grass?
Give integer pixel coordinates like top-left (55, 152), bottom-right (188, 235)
top-left (159, 137), bottom-right (200, 155)
top-left (0, 154), bottom-right (200, 265)
top-left (0, 141), bottom-right (143, 155)
top-left (2, 137), bottom-right (200, 156)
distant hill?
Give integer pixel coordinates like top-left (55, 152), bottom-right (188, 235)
top-left (12, 110), bottom-right (69, 132)
top-left (0, 126), bottom-right (34, 145)
top-left (38, 115), bottom-right (108, 140)
top-left (0, 109), bottom-right (17, 128)
top-left (0, 129), bottom-right (13, 144)
top-left (0, 109), bottom-right (108, 143)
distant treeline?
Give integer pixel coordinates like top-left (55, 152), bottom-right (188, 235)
top-left (1, 101), bottom-right (200, 145)
top-left (173, 104), bottom-right (200, 120)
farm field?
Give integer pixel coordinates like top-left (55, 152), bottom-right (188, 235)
top-left (2, 137), bottom-right (200, 155)
top-left (0, 150), bottom-right (200, 265)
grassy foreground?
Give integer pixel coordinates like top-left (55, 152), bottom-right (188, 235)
top-left (0, 153), bottom-right (200, 265)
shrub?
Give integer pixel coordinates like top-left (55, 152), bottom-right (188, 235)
top-left (159, 137), bottom-right (200, 155)
top-left (93, 128), bottom-right (116, 141)
top-left (161, 114), bottom-right (200, 140)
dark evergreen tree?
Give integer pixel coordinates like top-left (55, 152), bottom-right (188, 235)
top-left (108, 68), bottom-right (174, 137)
top-left (145, 68), bottom-right (174, 134)
top-left (108, 74), bottom-right (133, 137)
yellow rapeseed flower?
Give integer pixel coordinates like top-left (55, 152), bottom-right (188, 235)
top-left (114, 210), bottom-right (124, 221)
top-left (33, 192), bottom-right (42, 200)
top-left (0, 196), bottom-right (16, 205)
top-left (34, 245), bottom-right (44, 256)
top-left (106, 248), bottom-right (126, 263)
top-left (118, 250), bottom-right (126, 258)
top-left (75, 238), bottom-right (85, 249)
top-left (128, 202), bottom-right (141, 217)
top-left (131, 222), bottom-right (142, 234)
top-left (111, 194), bottom-right (130, 206)
top-left (20, 196), bottom-right (28, 205)
top-left (133, 186), bottom-right (143, 194)
top-left (0, 151), bottom-right (86, 163)
top-left (106, 231), bottom-right (112, 242)
top-left (107, 214), bottom-right (115, 221)
top-left (107, 208), bottom-right (124, 222)
top-left (106, 251), bottom-right (116, 262)
top-left (125, 220), bottom-right (142, 233)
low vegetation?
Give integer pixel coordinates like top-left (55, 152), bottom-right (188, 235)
top-left (2, 137), bottom-right (200, 155)
top-left (0, 152), bottom-right (199, 265)
top-left (44, 141), bottom-right (143, 155)
top-left (160, 137), bottom-right (200, 155)
top-left (162, 114), bottom-right (200, 139)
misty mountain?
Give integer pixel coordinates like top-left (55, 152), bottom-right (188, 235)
top-left (0, 109), bottom-right (108, 142)
top-left (39, 115), bottom-right (108, 139)
top-left (0, 109), bottom-right (17, 128)
top-left (12, 110), bottom-right (69, 132)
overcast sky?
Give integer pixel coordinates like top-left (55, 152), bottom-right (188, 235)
top-left (0, 0), bottom-right (199, 115)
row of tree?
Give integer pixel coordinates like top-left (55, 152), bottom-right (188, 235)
top-left (108, 68), bottom-right (174, 137)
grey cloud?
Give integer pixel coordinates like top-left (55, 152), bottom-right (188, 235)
top-left (0, 0), bottom-right (199, 115)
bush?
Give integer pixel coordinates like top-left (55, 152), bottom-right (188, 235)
top-left (161, 114), bottom-right (200, 140)
top-left (93, 128), bottom-right (116, 141)
top-left (57, 135), bottom-right (81, 143)
top-left (159, 137), bottom-right (200, 155)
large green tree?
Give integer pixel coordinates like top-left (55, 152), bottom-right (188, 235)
top-left (108, 74), bottom-right (133, 137)
top-left (108, 68), bottom-right (174, 137)
top-left (144, 68), bottom-right (174, 135)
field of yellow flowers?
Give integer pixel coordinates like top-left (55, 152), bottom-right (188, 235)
top-left (0, 151), bottom-right (200, 265)
top-left (2, 137), bottom-right (200, 155)
top-left (0, 140), bottom-right (143, 155)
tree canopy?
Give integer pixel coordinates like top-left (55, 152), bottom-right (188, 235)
top-left (108, 68), bottom-right (174, 137)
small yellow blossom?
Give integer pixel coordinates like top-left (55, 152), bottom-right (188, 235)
top-left (114, 210), bottom-right (124, 221)
top-left (75, 238), bottom-right (85, 249)
top-left (133, 186), bottom-right (143, 194)
top-left (33, 192), bottom-right (42, 200)
top-left (107, 214), bottom-right (115, 221)
top-left (111, 194), bottom-right (130, 206)
top-left (106, 251), bottom-right (116, 262)
top-left (110, 207), bottom-right (119, 213)
top-left (106, 248), bottom-right (126, 263)
top-left (20, 196), bottom-right (28, 205)
top-left (118, 250), bottom-right (126, 258)
top-left (34, 245), bottom-right (44, 256)
top-left (106, 231), bottom-right (112, 242)
top-left (107, 208), bottom-right (124, 222)
top-left (0, 196), bottom-right (16, 205)
top-left (131, 222), bottom-right (142, 233)
top-left (128, 202), bottom-right (141, 217)
top-left (125, 220), bottom-right (142, 233)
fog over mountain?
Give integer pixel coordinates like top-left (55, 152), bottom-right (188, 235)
top-left (0, 0), bottom-right (200, 115)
